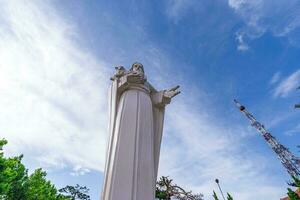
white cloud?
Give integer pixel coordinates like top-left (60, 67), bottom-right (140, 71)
top-left (270, 71), bottom-right (281, 85)
top-left (284, 122), bottom-right (300, 136)
top-left (228, 0), bottom-right (264, 32)
top-left (228, 0), bottom-right (300, 46)
top-left (273, 70), bottom-right (300, 97)
top-left (164, 0), bottom-right (197, 22)
top-left (228, 0), bottom-right (262, 11)
top-left (70, 165), bottom-right (91, 176)
top-left (235, 31), bottom-right (249, 51)
top-left (228, 0), bottom-right (246, 10)
top-left (0, 0), bottom-right (109, 172)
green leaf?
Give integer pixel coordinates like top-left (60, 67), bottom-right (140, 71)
top-left (287, 188), bottom-right (300, 200)
top-left (227, 193), bottom-right (233, 200)
top-left (213, 191), bottom-right (219, 200)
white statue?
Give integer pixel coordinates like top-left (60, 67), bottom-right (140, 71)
top-left (101, 62), bottom-right (180, 200)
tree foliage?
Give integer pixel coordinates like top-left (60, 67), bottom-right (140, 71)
top-left (0, 140), bottom-right (29, 200)
top-left (155, 176), bottom-right (204, 200)
top-left (0, 138), bottom-right (89, 200)
top-left (227, 193), bottom-right (233, 200)
top-left (288, 188), bottom-right (300, 200)
top-left (26, 168), bottom-right (62, 200)
top-left (212, 190), bottom-right (234, 200)
top-left (59, 184), bottom-right (90, 200)
top-left (287, 176), bottom-right (300, 200)
top-left (212, 191), bottom-right (219, 200)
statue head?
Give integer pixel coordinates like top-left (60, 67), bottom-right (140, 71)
top-left (130, 62), bottom-right (144, 74)
top-left (115, 66), bottom-right (125, 74)
top-left (115, 66), bottom-right (126, 76)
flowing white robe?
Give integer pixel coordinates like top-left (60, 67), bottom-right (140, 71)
top-left (102, 76), bottom-right (165, 200)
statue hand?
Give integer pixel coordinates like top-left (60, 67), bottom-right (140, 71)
top-left (151, 85), bottom-right (180, 107)
top-left (163, 85), bottom-right (180, 99)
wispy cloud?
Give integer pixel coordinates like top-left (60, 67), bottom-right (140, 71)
top-left (270, 71), bottom-right (282, 85)
top-left (164, 0), bottom-right (196, 22)
top-left (235, 31), bottom-right (249, 51)
top-left (70, 166), bottom-right (91, 177)
top-left (0, 0), bottom-right (109, 172)
top-left (158, 89), bottom-right (286, 199)
top-left (285, 123), bottom-right (300, 136)
top-left (273, 70), bottom-right (300, 97)
top-left (228, 0), bottom-right (300, 46)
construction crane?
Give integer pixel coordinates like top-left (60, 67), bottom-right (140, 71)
top-left (295, 86), bottom-right (300, 108)
top-left (234, 99), bottom-right (300, 177)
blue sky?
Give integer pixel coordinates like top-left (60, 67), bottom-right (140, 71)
top-left (0, 0), bottom-right (300, 199)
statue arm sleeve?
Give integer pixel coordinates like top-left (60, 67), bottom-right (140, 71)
top-left (151, 91), bottom-right (171, 108)
top-left (152, 103), bottom-right (165, 180)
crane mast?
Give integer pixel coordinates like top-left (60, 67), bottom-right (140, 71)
top-left (295, 86), bottom-right (300, 108)
top-left (234, 99), bottom-right (300, 177)
top-left (296, 98), bottom-right (300, 109)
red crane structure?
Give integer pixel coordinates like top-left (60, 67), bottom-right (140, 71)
top-left (234, 99), bottom-right (300, 177)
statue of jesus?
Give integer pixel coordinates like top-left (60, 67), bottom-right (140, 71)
top-left (101, 62), bottom-right (180, 200)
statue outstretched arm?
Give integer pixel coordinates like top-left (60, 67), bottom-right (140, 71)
top-left (163, 85), bottom-right (180, 98)
top-left (151, 85), bottom-right (180, 108)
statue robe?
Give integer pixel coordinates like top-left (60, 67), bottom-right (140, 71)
top-left (101, 75), bottom-right (166, 200)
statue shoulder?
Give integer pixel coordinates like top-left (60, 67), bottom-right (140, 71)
top-left (110, 66), bottom-right (126, 81)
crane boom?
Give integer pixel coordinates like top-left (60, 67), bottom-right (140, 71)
top-left (234, 99), bottom-right (300, 177)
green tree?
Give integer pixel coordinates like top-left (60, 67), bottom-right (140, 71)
top-left (25, 168), bottom-right (62, 200)
top-left (59, 184), bottom-right (90, 200)
top-left (288, 188), bottom-right (300, 200)
top-left (292, 176), bottom-right (300, 187)
top-left (155, 176), bottom-right (203, 200)
top-left (0, 141), bottom-right (28, 200)
top-left (0, 139), bottom-right (88, 200)
top-left (287, 176), bottom-right (300, 200)
top-left (0, 139), bottom-right (7, 153)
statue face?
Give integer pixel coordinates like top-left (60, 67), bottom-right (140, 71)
top-left (131, 62), bottom-right (144, 74)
